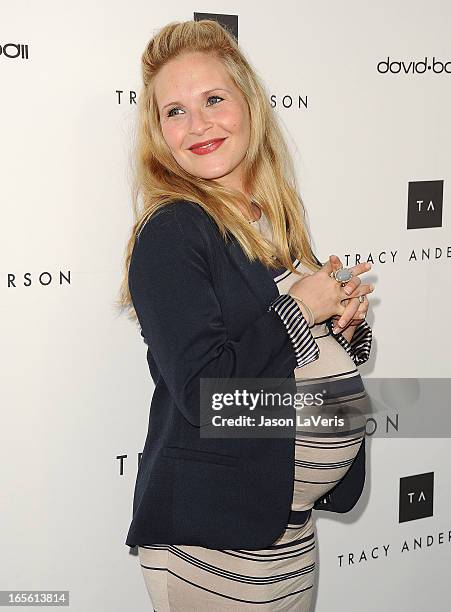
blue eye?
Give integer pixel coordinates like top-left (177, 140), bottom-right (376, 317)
top-left (207, 95), bottom-right (223, 106)
top-left (166, 95), bottom-right (224, 118)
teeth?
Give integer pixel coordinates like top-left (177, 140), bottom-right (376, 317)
top-left (196, 141), bottom-right (217, 149)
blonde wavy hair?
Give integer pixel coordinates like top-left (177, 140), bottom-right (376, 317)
top-left (116, 19), bottom-right (322, 322)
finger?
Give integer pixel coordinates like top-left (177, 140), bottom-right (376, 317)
top-left (331, 311), bottom-right (367, 325)
top-left (346, 297), bottom-right (369, 324)
top-left (321, 254), bottom-right (343, 276)
top-left (333, 298), bottom-right (361, 331)
top-left (332, 316), bottom-right (362, 328)
top-left (350, 305), bottom-right (369, 324)
top-left (343, 283), bottom-right (374, 300)
top-left (331, 254), bottom-right (343, 269)
top-left (350, 261), bottom-right (372, 277)
top-left (340, 276), bottom-right (361, 297)
top-left (347, 294), bottom-right (369, 313)
top-left (345, 318), bottom-right (366, 328)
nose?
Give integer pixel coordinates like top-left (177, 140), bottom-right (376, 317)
top-left (188, 107), bottom-right (213, 135)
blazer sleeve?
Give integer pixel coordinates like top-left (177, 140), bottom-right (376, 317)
top-left (128, 202), bottom-right (320, 427)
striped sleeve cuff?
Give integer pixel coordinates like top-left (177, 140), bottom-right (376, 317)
top-left (329, 319), bottom-right (373, 366)
top-left (267, 293), bottom-right (320, 369)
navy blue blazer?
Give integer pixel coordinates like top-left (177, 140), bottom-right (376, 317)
top-left (125, 199), bottom-right (368, 549)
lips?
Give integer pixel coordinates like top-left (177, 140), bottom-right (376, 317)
top-left (188, 138), bottom-right (226, 155)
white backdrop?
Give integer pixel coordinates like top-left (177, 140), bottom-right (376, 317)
top-left (1, 1), bottom-right (450, 610)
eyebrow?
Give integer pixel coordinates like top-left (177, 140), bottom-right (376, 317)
top-left (161, 88), bottom-right (231, 112)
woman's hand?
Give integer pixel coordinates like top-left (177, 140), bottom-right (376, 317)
top-left (288, 255), bottom-right (374, 326)
top-left (329, 255), bottom-right (373, 333)
top-left (330, 289), bottom-right (370, 335)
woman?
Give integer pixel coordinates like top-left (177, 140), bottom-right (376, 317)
top-left (118, 19), bottom-right (374, 611)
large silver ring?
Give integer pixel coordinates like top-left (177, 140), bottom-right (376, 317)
top-left (330, 267), bottom-right (353, 285)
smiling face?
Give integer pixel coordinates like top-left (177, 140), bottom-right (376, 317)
top-left (153, 51), bottom-right (251, 194)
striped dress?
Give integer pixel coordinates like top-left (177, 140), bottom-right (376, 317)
top-left (137, 209), bottom-right (371, 611)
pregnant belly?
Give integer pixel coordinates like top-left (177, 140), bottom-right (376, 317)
top-left (291, 337), bottom-right (368, 511)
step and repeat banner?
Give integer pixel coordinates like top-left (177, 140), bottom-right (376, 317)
top-left (1, 1), bottom-right (450, 611)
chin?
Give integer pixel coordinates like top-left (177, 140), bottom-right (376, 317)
top-left (188, 165), bottom-right (234, 181)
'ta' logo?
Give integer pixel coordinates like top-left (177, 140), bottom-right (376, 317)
top-left (407, 180), bottom-right (443, 229)
top-left (399, 472), bottom-right (434, 523)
